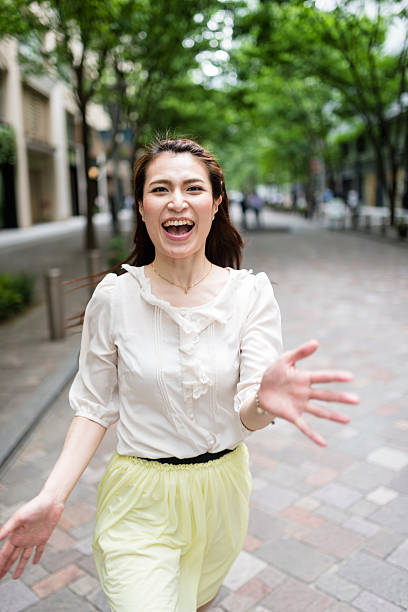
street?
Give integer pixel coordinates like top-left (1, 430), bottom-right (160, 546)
top-left (0, 214), bottom-right (407, 611)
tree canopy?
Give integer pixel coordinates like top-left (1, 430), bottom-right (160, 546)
top-left (2, 0), bottom-right (407, 224)
top-left (228, 0), bottom-right (408, 219)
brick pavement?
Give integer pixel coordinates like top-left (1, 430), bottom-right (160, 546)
top-left (0, 214), bottom-right (132, 468)
top-left (1, 214), bottom-right (407, 611)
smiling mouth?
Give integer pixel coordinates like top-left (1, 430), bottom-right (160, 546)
top-left (162, 220), bottom-right (195, 236)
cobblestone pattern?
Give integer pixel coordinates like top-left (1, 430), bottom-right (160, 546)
top-left (0, 221), bottom-right (122, 469)
top-left (1, 216), bottom-right (407, 610)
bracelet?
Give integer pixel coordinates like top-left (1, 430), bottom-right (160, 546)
top-left (256, 389), bottom-right (275, 424)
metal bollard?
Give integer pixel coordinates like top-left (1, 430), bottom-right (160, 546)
top-left (364, 215), bottom-right (371, 231)
top-left (381, 217), bottom-right (387, 236)
top-left (44, 268), bottom-right (65, 340)
top-left (87, 249), bottom-right (102, 297)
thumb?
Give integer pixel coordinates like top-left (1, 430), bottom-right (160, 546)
top-left (284, 339), bottom-right (319, 366)
top-left (0, 515), bottom-right (20, 541)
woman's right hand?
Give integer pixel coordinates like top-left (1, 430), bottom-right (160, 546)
top-left (0, 416), bottom-right (107, 582)
top-left (0, 493), bottom-right (64, 580)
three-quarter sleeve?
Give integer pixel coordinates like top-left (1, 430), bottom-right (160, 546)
top-left (69, 273), bottom-right (119, 428)
top-left (234, 272), bottom-right (283, 435)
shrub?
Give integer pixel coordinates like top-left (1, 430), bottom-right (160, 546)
top-left (0, 124), bottom-right (17, 165)
top-left (106, 236), bottom-right (130, 268)
top-left (0, 273), bottom-right (36, 321)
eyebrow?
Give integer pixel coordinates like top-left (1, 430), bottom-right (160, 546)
top-left (148, 178), bottom-right (206, 187)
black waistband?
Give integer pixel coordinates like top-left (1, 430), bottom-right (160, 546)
top-left (140, 447), bottom-right (235, 465)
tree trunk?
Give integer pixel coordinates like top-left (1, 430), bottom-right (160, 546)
top-left (129, 125), bottom-right (141, 170)
top-left (402, 112), bottom-right (408, 210)
top-left (106, 100), bottom-right (122, 237)
top-left (371, 145), bottom-right (390, 220)
top-left (366, 124), bottom-right (397, 226)
top-left (388, 160), bottom-right (398, 227)
top-left (80, 104), bottom-right (97, 250)
top-left (112, 147), bottom-right (121, 236)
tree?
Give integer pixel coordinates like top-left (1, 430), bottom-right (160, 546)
top-left (34, 0), bottom-right (133, 249)
top-left (95, 0), bottom-right (227, 232)
top-left (89, 0), bottom-right (239, 235)
top-left (0, 0), bottom-right (32, 38)
top-left (14, 0), bottom-right (134, 248)
top-left (97, 1), bottom-right (239, 162)
top-left (235, 0), bottom-right (408, 224)
top-left (227, 42), bottom-right (338, 205)
top-left (8, 0), bottom-right (241, 242)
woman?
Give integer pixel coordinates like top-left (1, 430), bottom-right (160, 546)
top-left (0, 138), bottom-right (359, 611)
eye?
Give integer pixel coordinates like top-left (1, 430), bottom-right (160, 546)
top-left (152, 186), bottom-right (168, 193)
top-left (187, 185), bottom-right (203, 191)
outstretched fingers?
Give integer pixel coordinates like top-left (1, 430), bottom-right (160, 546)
top-left (33, 544), bottom-right (45, 565)
top-left (0, 539), bottom-right (39, 580)
top-left (310, 370), bottom-right (354, 384)
top-left (13, 547), bottom-right (34, 580)
top-left (310, 388), bottom-right (359, 405)
top-left (295, 416), bottom-right (327, 447)
top-left (0, 540), bottom-right (15, 578)
top-left (306, 402), bottom-right (350, 424)
top-left (0, 542), bottom-right (20, 578)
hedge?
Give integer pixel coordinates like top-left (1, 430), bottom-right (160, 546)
top-left (0, 273), bottom-right (36, 321)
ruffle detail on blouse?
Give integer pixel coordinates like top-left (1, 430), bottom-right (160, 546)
top-left (179, 330), bottom-right (213, 402)
top-left (121, 264), bottom-right (255, 402)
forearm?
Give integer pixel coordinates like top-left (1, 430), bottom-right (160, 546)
top-left (40, 416), bottom-right (107, 504)
top-left (239, 392), bottom-right (275, 432)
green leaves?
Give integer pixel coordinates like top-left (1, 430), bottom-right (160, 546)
top-left (225, 0), bottom-right (407, 205)
top-left (0, 124), bottom-right (16, 166)
top-left (3, 0), bottom-right (406, 215)
top-left (0, 273), bottom-right (35, 322)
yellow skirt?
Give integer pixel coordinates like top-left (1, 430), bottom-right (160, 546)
top-left (92, 444), bottom-right (251, 612)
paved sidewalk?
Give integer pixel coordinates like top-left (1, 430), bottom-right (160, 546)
top-left (1, 213), bottom-right (408, 610)
top-left (0, 212), bottom-right (133, 468)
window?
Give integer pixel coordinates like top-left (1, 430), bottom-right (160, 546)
top-left (23, 86), bottom-right (50, 142)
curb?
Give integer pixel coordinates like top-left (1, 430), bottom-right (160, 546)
top-left (0, 348), bottom-right (79, 472)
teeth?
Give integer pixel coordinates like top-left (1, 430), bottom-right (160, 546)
top-left (163, 219), bottom-right (194, 227)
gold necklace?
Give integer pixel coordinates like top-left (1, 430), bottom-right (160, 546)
top-left (151, 262), bottom-right (213, 295)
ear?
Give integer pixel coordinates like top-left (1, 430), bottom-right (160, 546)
top-left (212, 195), bottom-right (222, 217)
top-left (138, 203), bottom-right (144, 221)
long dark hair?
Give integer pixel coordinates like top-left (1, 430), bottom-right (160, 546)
top-left (130, 137), bottom-right (243, 268)
top-left (64, 136), bottom-right (244, 328)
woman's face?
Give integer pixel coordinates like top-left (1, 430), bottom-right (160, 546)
top-left (140, 152), bottom-right (221, 261)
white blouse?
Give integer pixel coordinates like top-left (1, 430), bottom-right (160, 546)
top-left (69, 265), bottom-right (282, 458)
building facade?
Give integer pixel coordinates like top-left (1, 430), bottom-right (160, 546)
top-left (0, 37), bottom-right (109, 229)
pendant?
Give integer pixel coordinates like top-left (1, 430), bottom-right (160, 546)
top-left (184, 288), bottom-right (189, 295)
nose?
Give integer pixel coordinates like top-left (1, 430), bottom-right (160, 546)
top-left (168, 189), bottom-right (188, 211)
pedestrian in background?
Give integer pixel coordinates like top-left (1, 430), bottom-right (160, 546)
top-left (246, 191), bottom-right (264, 228)
top-left (239, 191), bottom-right (248, 229)
top-left (0, 137), bottom-right (359, 611)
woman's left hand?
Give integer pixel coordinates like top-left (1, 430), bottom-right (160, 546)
top-left (258, 339), bottom-right (360, 447)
